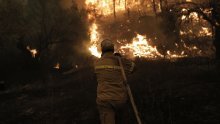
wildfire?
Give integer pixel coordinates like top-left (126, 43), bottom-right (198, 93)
top-left (85, 0), bottom-right (166, 59)
top-left (26, 46), bottom-right (37, 58)
top-left (119, 34), bottom-right (163, 58)
top-left (89, 45), bottom-right (101, 58)
top-left (88, 22), bottom-right (102, 58)
top-left (180, 10), bottom-right (213, 37)
top-left (90, 23), bottom-right (99, 42)
top-left (85, 0), bottom-right (214, 60)
top-left (85, 0), bottom-right (127, 16)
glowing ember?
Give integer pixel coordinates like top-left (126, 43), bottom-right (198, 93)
top-left (181, 8), bottom-right (188, 13)
top-left (26, 46), bottom-right (37, 58)
top-left (54, 63), bottom-right (60, 69)
top-left (189, 12), bottom-right (199, 21)
top-left (199, 27), bottom-right (212, 37)
top-left (181, 15), bottom-right (187, 20)
top-left (119, 34), bottom-right (163, 58)
top-left (166, 51), bottom-right (187, 59)
top-left (181, 12), bottom-right (200, 22)
top-left (180, 11), bottom-right (213, 37)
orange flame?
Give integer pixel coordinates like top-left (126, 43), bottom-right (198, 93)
top-left (54, 63), bottom-right (60, 69)
top-left (85, 1), bottom-right (213, 59)
top-left (88, 22), bottom-right (102, 58)
top-left (26, 46), bottom-right (37, 58)
top-left (119, 34), bottom-right (163, 58)
top-left (166, 51), bottom-right (187, 59)
top-left (85, 0), bottom-right (127, 16)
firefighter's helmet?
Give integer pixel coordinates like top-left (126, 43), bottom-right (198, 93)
top-left (101, 39), bottom-right (114, 53)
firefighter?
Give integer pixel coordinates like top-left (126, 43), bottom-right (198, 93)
top-left (94, 39), bottom-right (135, 124)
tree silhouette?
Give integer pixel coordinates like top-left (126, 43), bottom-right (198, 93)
top-left (0, 0), bottom-right (88, 70)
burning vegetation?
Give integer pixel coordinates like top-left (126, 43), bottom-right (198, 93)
top-left (85, 0), bottom-right (215, 59)
top-left (0, 0), bottom-right (218, 72)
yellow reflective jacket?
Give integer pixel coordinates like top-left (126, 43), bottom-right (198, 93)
top-left (94, 52), bottom-right (135, 101)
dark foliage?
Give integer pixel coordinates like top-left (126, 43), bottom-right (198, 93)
top-left (0, 0), bottom-right (89, 80)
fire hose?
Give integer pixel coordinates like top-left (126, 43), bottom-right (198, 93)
top-left (117, 57), bottom-right (142, 124)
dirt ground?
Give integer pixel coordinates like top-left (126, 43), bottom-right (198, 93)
top-left (0, 58), bottom-right (220, 124)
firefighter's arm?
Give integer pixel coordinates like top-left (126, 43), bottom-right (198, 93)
top-left (114, 53), bottom-right (136, 74)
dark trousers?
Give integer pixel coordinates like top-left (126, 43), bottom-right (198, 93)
top-left (97, 100), bottom-right (130, 124)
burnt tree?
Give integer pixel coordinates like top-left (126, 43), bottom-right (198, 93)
top-left (167, 1), bottom-right (220, 60)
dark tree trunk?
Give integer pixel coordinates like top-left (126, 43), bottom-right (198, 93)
top-left (164, 0), bottom-right (168, 11)
top-left (160, 0), bottom-right (163, 12)
top-left (164, 0), bottom-right (168, 7)
top-left (113, 0), bottom-right (116, 19)
top-left (152, 0), bottom-right (157, 15)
